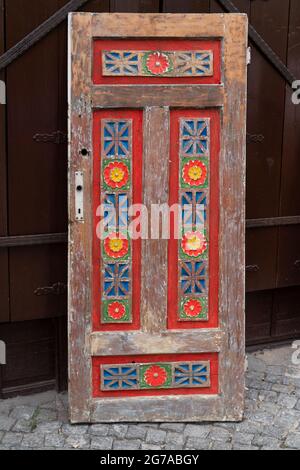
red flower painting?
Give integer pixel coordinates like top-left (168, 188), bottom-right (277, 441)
top-left (181, 231), bottom-right (207, 257)
top-left (183, 299), bottom-right (202, 318)
top-left (107, 301), bottom-right (126, 320)
top-left (104, 232), bottom-right (129, 259)
top-left (182, 160), bottom-right (207, 187)
top-left (104, 161), bottom-right (129, 189)
top-left (146, 52), bottom-right (170, 75)
top-left (143, 365), bottom-right (167, 387)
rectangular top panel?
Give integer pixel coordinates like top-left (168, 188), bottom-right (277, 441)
top-left (93, 39), bottom-right (221, 85)
top-left (90, 13), bottom-right (230, 38)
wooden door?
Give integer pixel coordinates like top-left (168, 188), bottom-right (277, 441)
top-left (69, 12), bottom-right (247, 422)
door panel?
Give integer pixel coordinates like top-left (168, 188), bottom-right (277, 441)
top-left (272, 287), bottom-right (300, 339)
top-left (110, 0), bottom-right (160, 12)
top-left (163, 0), bottom-right (210, 13)
top-left (246, 0), bottom-right (289, 220)
top-left (9, 245), bottom-right (67, 322)
top-left (69, 12), bottom-right (247, 422)
top-left (246, 291), bottom-right (272, 345)
top-left (277, 0), bottom-right (300, 289)
top-left (246, 228), bottom-right (278, 292)
top-left (0, 0), bottom-right (9, 323)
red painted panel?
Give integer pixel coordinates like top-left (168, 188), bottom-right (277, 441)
top-left (168, 110), bottom-right (220, 329)
top-left (92, 353), bottom-right (218, 398)
top-left (92, 110), bottom-right (143, 331)
top-left (93, 39), bottom-right (221, 85)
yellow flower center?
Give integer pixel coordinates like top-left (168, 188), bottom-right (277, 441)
top-left (110, 167), bottom-right (125, 183)
top-left (188, 165), bottom-right (202, 181)
top-left (115, 308), bottom-right (119, 313)
top-left (109, 238), bottom-right (124, 252)
top-left (189, 305), bottom-right (195, 311)
top-left (186, 235), bottom-right (201, 251)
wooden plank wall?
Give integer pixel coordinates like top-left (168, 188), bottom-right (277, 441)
top-left (0, 0), bottom-right (300, 396)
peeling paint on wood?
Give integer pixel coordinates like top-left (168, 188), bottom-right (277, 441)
top-left (68, 13), bottom-right (247, 423)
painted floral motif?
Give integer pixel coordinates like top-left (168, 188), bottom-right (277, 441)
top-left (101, 361), bottom-right (211, 391)
top-left (145, 52), bottom-right (171, 75)
top-left (104, 161), bottom-right (129, 189)
top-left (180, 297), bottom-right (208, 321)
top-left (181, 231), bottom-right (207, 258)
top-left (102, 50), bottom-right (213, 78)
top-left (107, 301), bottom-right (126, 320)
top-left (104, 233), bottom-right (129, 259)
top-left (143, 365), bottom-right (168, 387)
top-left (183, 298), bottom-right (203, 318)
top-left (102, 299), bottom-right (131, 324)
top-left (182, 160), bottom-right (207, 187)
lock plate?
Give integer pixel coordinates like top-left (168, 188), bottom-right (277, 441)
top-left (75, 171), bottom-right (84, 221)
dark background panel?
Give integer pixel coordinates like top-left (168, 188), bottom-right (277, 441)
top-left (0, 0), bottom-right (300, 396)
top-left (280, 0), bottom-right (300, 218)
top-left (277, 226), bottom-right (300, 288)
top-left (5, 0), bottom-right (65, 47)
top-left (82, 0), bottom-right (110, 12)
top-left (246, 228), bottom-right (277, 292)
top-left (163, 0), bottom-right (210, 13)
top-left (246, 290), bottom-right (272, 346)
top-left (9, 244), bottom-right (67, 322)
top-left (0, 319), bottom-right (58, 398)
top-left (110, 0), bottom-right (160, 12)
top-left (6, 0), bottom-right (68, 236)
top-left (276, 0), bottom-right (300, 289)
top-left (0, 0), bottom-right (9, 323)
top-left (246, 0), bottom-right (289, 220)
top-left (271, 287), bottom-right (300, 339)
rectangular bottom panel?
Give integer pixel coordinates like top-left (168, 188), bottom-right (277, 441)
top-left (92, 353), bottom-right (218, 398)
top-left (90, 394), bottom-right (227, 423)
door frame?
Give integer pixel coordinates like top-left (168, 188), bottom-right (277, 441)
top-left (68, 12), bottom-right (247, 422)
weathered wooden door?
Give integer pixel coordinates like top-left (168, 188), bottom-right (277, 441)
top-left (69, 12), bottom-right (247, 422)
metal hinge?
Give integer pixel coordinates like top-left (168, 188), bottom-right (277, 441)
top-left (246, 265), bottom-right (260, 273)
top-left (34, 282), bottom-right (67, 296)
top-left (33, 131), bottom-right (67, 144)
top-left (246, 133), bottom-right (265, 144)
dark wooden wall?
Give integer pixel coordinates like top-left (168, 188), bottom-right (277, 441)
top-left (0, 0), bottom-right (299, 397)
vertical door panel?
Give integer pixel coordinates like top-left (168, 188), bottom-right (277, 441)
top-left (0, 0), bottom-right (9, 322)
top-left (245, 0), bottom-right (289, 292)
top-left (92, 110), bottom-right (143, 331)
top-left (246, 0), bottom-right (289, 220)
top-left (246, 291), bottom-right (272, 346)
top-left (246, 228), bottom-right (277, 292)
top-left (9, 245), bottom-right (67, 322)
top-left (168, 109), bottom-right (219, 329)
top-left (272, 287), bottom-right (300, 339)
top-left (277, 0), bottom-right (300, 288)
top-left (5, 1), bottom-right (69, 323)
